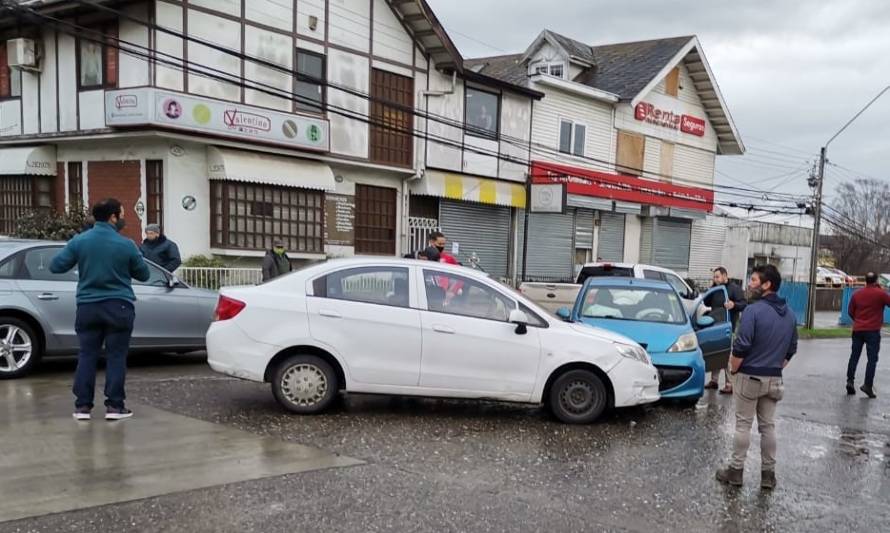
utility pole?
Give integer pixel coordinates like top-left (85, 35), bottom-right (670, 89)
top-left (804, 84), bottom-right (890, 330)
top-left (805, 147), bottom-right (826, 329)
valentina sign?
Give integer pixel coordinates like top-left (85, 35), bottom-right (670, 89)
top-left (635, 102), bottom-right (706, 137)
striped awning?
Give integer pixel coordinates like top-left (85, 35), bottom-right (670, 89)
top-left (206, 147), bottom-right (335, 191)
top-left (411, 170), bottom-right (526, 208)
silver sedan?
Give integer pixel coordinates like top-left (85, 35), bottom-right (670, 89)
top-left (0, 240), bottom-right (217, 379)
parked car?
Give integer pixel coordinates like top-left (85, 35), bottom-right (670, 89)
top-left (206, 257), bottom-right (661, 424)
top-left (554, 277), bottom-right (732, 402)
top-left (816, 266), bottom-right (846, 287)
top-left (519, 262), bottom-right (698, 315)
top-left (0, 240), bottom-right (217, 379)
top-left (823, 266), bottom-right (855, 286)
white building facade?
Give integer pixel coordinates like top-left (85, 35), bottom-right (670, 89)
top-left (0, 0), bottom-right (537, 272)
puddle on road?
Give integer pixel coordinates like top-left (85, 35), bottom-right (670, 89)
top-left (787, 418), bottom-right (889, 462)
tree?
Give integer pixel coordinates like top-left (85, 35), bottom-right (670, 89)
top-left (826, 178), bottom-right (890, 274)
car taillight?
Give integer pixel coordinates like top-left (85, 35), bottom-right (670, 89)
top-left (213, 295), bottom-right (246, 322)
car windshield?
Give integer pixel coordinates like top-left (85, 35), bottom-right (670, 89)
top-left (579, 286), bottom-right (687, 324)
top-left (577, 265), bottom-right (634, 284)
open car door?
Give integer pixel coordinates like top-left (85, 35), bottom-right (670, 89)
top-left (692, 286), bottom-right (733, 372)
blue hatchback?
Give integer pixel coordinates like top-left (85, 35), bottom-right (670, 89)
top-left (557, 277), bottom-right (732, 400)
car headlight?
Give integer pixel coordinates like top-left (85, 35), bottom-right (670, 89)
top-left (668, 332), bottom-right (699, 353)
top-left (615, 343), bottom-right (650, 364)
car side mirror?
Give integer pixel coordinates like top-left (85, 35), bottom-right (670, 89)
top-left (555, 307), bottom-right (572, 321)
top-left (167, 275), bottom-right (181, 289)
top-left (696, 315), bottom-right (715, 328)
top-left (509, 309), bottom-right (529, 335)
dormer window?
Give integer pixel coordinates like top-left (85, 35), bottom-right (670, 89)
top-left (533, 62), bottom-right (565, 79)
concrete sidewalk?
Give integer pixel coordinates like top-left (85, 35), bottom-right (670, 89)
top-left (0, 375), bottom-right (361, 523)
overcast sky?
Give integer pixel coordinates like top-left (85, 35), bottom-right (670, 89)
top-left (429, 0), bottom-right (890, 210)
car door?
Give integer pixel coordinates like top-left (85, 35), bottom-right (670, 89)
top-left (131, 262), bottom-right (211, 348)
top-left (306, 265), bottom-right (422, 387)
top-left (693, 286), bottom-right (733, 372)
top-left (15, 246), bottom-right (80, 350)
top-left (417, 268), bottom-right (542, 399)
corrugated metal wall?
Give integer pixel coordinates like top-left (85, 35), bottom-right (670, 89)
top-left (439, 200), bottom-right (512, 278)
top-left (524, 211), bottom-right (575, 281)
top-left (598, 212), bottom-right (626, 262)
top-left (639, 217), bottom-right (654, 264)
top-left (574, 209), bottom-right (595, 249)
top-left (653, 218), bottom-right (692, 271)
top-left (689, 215), bottom-right (728, 279)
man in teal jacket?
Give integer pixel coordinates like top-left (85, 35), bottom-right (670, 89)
top-left (51, 198), bottom-right (150, 421)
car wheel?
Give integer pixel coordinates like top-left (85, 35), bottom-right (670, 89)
top-left (271, 355), bottom-right (338, 414)
top-left (0, 317), bottom-right (41, 380)
top-left (549, 369), bottom-right (609, 424)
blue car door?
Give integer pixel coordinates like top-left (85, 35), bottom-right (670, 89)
top-left (693, 286), bottom-right (733, 372)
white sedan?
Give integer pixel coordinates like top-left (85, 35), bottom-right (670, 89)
top-left (206, 257), bottom-right (659, 424)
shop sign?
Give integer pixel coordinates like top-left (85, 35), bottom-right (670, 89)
top-left (324, 194), bottom-right (355, 246)
top-left (531, 160), bottom-right (714, 213)
top-left (105, 88), bottom-right (329, 151)
top-left (634, 101), bottom-right (706, 137)
top-left (530, 183), bottom-right (567, 214)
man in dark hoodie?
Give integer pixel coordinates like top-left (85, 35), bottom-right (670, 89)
top-left (139, 224), bottom-right (182, 272)
top-left (716, 264), bottom-right (797, 490)
top-left (262, 239), bottom-right (292, 282)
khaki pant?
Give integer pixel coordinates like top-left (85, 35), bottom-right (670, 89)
top-left (730, 373), bottom-right (784, 471)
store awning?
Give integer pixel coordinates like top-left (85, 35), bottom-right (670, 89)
top-left (207, 147), bottom-right (335, 191)
top-left (412, 170), bottom-right (526, 209)
top-left (0, 145), bottom-right (56, 176)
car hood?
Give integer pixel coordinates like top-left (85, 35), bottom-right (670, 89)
top-left (575, 318), bottom-right (691, 353)
top-left (565, 322), bottom-right (639, 347)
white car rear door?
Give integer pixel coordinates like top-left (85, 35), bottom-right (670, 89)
top-left (417, 268), bottom-right (542, 399)
top-left (307, 265), bottom-right (422, 387)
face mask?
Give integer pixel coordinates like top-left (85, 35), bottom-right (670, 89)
top-left (114, 218), bottom-right (127, 232)
top-left (274, 247), bottom-right (285, 255)
top-left (435, 245), bottom-right (445, 252)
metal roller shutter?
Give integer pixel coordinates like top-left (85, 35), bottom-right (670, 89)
top-left (525, 210), bottom-right (575, 282)
top-left (653, 217), bottom-right (692, 271)
top-left (639, 217), bottom-right (654, 264)
top-left (439, 200), bottom-right (512, 278)
top-left (574, 209), bottom-right (595, 250)
top-left (598, 212), bottom-right (626, 262)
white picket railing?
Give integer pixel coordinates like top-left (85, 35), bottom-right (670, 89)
top-left (176, 267), bottom-right (263, 290)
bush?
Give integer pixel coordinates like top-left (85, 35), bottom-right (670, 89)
top-left (182, 255), bottom-right (227, 268)
top-left (12, 209), bottom-right (90, 241)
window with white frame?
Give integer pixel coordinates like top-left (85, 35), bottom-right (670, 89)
top-left (558, 120), bottom-right (586, 156)
top-left (534, 62), bottom-right (565, 79)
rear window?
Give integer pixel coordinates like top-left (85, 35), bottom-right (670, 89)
top-left (577, 266), bottom-right (634, 285)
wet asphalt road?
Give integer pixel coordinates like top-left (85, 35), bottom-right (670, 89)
top-left (3, 338), bottom-right (890, 533)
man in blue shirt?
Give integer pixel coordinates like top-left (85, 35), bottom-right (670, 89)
top-left (51, 198), bottom-right (150, 421)
top-left (716, 264), bottom-right (798, 490)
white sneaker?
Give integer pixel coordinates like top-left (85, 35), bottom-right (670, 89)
top-left (105, 407), bottom-right (133, 420)
top-left (72, 408), bottom-right (92, 421)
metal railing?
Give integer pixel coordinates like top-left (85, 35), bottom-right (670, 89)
top-left (176, 267), bottom-right (263, 290)
top-left (408, 217), bottom-right (440, 254)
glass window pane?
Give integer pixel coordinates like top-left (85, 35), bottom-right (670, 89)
top-left (423, 269), bottom-right (513, 322)
top-left (573, 124), bottom-right (586, 156)
top-left (323, 267), bottom-right (409, 308)
top-left (23, 248), bottom-right (79, 282)
top-left (10, 69), bottom-right (22, 97)
top-left (80, 40), bottom-right (104, 86)
top-left (558, 120), bottom-right (572, 154)
top-left (549, 64), bottom-right (564, 78)
top-left (296, 80), bottom-right (323, 112)
top-left (297, 51), bottom-right (323, 77)
top-left (465, 87), bottom-right (499, 138)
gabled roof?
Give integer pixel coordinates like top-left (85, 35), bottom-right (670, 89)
top-left (468, 31), bottom-right (745, 155)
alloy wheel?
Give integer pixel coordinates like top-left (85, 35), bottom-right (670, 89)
top-left (0, 324), bottom-right (33, 373)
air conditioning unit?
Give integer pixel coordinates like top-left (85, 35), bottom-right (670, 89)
top-left (6, 38), bottom-right (39, 70)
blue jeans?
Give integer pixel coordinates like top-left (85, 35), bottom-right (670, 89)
top-left (73, 299), bottom-right (136, 409)
top-left (847, 330), bottom-right (881, 387)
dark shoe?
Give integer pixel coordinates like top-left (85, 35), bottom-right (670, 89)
top-left (705, 381), bottom-right (719, 390)
top-left (860, 385), bottom-right (877, 399)
top-left (106, 407), bottom-right (133, 420)
top-left (761, 470), bottom-right (777, 490)
top-left (72, 407), bottom-right (91, 421)
top-left (719, 385), bottom-right (733, 395)
top-left (716, 466), bottom-right (744, 486)
top-left (846, 381), bottom-right (856, 395)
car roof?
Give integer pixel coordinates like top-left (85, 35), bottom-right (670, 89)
top-left (324, 256), bottom-right (495, 282)
top-left (583, 276), bottom-right (674, 290)
top-left (0, 239), bottom-right (62, 257)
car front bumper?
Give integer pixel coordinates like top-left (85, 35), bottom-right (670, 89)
top-left (609, 359), bottom-right (661, 407)
top-left (649, 349), bottom-right (706, 399)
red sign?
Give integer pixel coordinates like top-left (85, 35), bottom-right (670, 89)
top-left (635, 102), bottom-right (706, 137)
top-left (531, 160), bottom-right (715, 213)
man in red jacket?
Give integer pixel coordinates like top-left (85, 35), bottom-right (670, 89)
top-left (846, 272), bottom-right (890, 398)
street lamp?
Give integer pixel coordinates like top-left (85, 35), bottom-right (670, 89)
top-left (805, 84), bottom-right (890, 329)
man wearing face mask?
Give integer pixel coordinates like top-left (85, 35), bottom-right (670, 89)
top-left (262, 239), bottom-right (293, 282)
top-left (50, 198), bottom-right (150, 421)
top-left (423, 231), bottom-right (447, 262)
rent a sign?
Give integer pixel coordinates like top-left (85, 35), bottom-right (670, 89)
top-left (634, 101), bottom-right (706, 137)
top-left (105, 88), bottom-right (330, 152)
top-left (531, 160), bottom-right (715, 212)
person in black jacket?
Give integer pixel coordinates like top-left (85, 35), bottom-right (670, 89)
top-left (262, 239), bottom-right (293, 281)
top-left (139, 224), bottom-right (182, 272)
top-left (704, 266), bottom-right (748, 394)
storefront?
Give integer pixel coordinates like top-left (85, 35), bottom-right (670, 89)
top-left (409, 170), bottom-right (526, 279)
top-left (0, 145), bottom-right (58, 235)
top-left (529, 160), bottom-right (714, 274)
